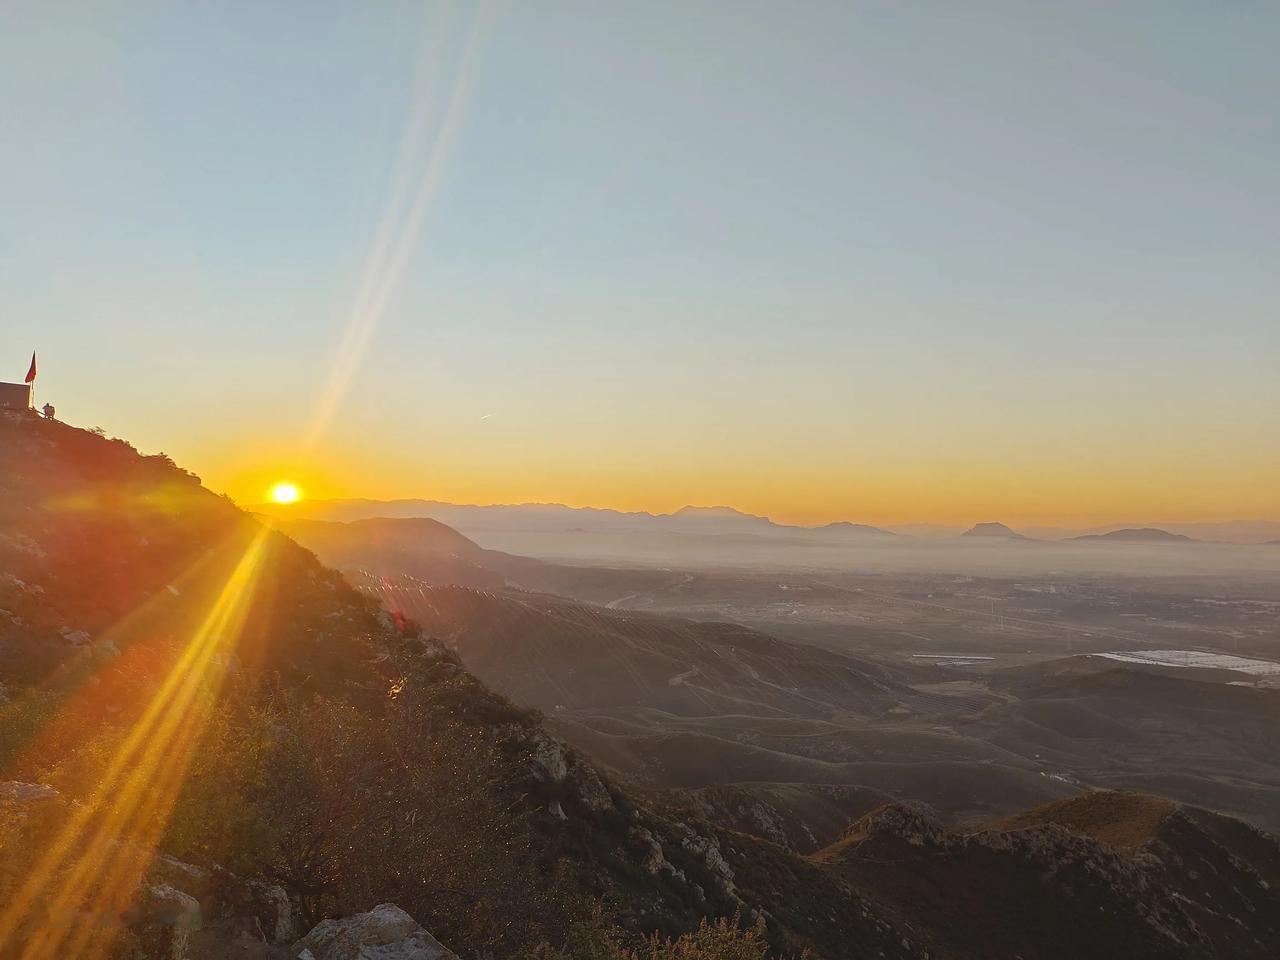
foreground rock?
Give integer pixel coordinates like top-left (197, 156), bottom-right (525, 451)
top-left (294, 903), bottom-right (456, 960)
top-left (131, 883), bottom-right (203, 960)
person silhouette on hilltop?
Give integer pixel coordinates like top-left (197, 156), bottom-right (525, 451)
top-left (41, 402), bottom-right (55, 420)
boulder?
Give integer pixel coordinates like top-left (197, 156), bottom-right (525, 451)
top-left (60, 626), bottom-right (92, 646)
top-left (141, 856), bottom-right (295, 946)
top-left (130, 882), bottom-right (202, 960)
top-left (149, 855), bottom-right (221, 919)
top-left (293, 903), bottom-right (456, 960)
top-left (222, 878), bottom-right (298, 944)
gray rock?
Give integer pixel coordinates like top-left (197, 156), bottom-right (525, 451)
top-left (222, 878), bottom-right (298, 944)
top-left (293, 903), bottom-right (456, 960)
top-left (149, 855), bottom-right (218, 913)
top-left (0, 781), bottom-right (60, 806)
top-left (132, 882), bottom-right (202, 960)
top-left (59, 626), bottom-right (92, 646)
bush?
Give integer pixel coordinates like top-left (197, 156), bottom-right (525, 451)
top-left (524, 913), bottom-right (773, 960)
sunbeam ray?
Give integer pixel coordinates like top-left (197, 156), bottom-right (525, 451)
top-left (303, 2), bottom-right (495, 451)
top-left (0, 529), bottom-right (270, 960)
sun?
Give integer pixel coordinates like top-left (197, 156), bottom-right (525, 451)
top-left (268, 481), bottom-right (302, 504)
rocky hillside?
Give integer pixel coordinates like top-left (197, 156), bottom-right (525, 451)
top-left (817, 792), bottom-right (1280, 959)
top-left (0, 413), bottom-right (917, 959)
top-left (1, 412), bottom-right (1277, 960)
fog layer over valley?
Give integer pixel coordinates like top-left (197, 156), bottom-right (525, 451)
top-left (271, 509), bottom-right (1280, 844)
top-left (257, 498), bottom-right (1280, 578)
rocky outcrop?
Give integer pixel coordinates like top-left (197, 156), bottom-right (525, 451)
top-left (523, 728), bottom-right (615, 815)
top-left (815, 799), bottom-right (1280, 959)
top-left (294, 903), bottom-right (456, 960)
top-left (131, 882), bottom-right (203, 960)
top-left (223, 878), bottom-right (298, 944)
top-left (0, 780), bottom-right (60, 808)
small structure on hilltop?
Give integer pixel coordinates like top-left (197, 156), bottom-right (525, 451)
top-left (1, 352), bottom-right (38, 412)
top-left (0, 381), bottom-right (32, 411)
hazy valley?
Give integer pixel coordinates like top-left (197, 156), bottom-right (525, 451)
top-left (267, 503), bottom-right (1280, 844)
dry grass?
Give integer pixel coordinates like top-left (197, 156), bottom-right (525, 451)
top-left (987, 789), bottom-right (1176, 850)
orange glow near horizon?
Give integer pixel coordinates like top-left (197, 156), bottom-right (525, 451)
top-left (213, 448), bottom-right (1280, 530)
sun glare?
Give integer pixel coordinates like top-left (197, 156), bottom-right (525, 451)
top-left (268, 482), bottom-right (301, 504)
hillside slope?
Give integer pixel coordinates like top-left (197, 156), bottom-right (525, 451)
top-left (0, 414), bottom-right (919, 959)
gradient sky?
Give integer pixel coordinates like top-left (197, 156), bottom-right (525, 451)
top-left (3, 1), bottom-right (1277, 526)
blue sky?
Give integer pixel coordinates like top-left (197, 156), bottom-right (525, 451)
top-left (2, 1), bottom-right (1277, 523)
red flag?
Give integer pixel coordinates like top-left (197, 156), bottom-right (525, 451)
top-left (24, 352), bottom-right (36, 384)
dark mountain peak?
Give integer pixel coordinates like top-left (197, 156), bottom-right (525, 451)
top-left (670, 504), bottom-right (770, 524)
top-left (1072, 527), bottom-right (1195, 543)
top-left (961, 521), bottom-right (1027, 539)
top-left (815, 520), bottom-right (900, 538)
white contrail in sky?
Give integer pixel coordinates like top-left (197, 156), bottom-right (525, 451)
top-left (305, 2), bottom-right (495, 449)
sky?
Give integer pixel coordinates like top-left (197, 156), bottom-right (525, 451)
top-left (2, 0), bottom-right (1277, 527)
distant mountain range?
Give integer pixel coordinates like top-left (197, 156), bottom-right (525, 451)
top-left (254, 498), bottom-right (1280, 545)
top-left (254, 497), bottom-right (902, 541)
top-left (958, 523), bottom-right (1203, 544)
top-left (1027, 520), bottom-right (1280, 544)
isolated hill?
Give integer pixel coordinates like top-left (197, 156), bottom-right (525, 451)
top-left (271, 515), bottom-right (681, 604)
top-left (265, 515), bottom-right (514, 590)
top-left (3, 413), bottom-right (1278, 959)
top-left (1025, 520), bottom-right (1280, 544)
top-left (815, 792), bottom-right (1280, 960)
top-left (1072, 527), bottom-right (1195, 543)
top-left (664, 505), bottom-right (777, 530)
top-left (989, 789), bottom-right (1176, 848)
top-left (960, 521), bottom-right (1028, 539)
top-left (976, 659), bottom-right (1280, 831)
top-left (812, 521), bottom-right (900, 539)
